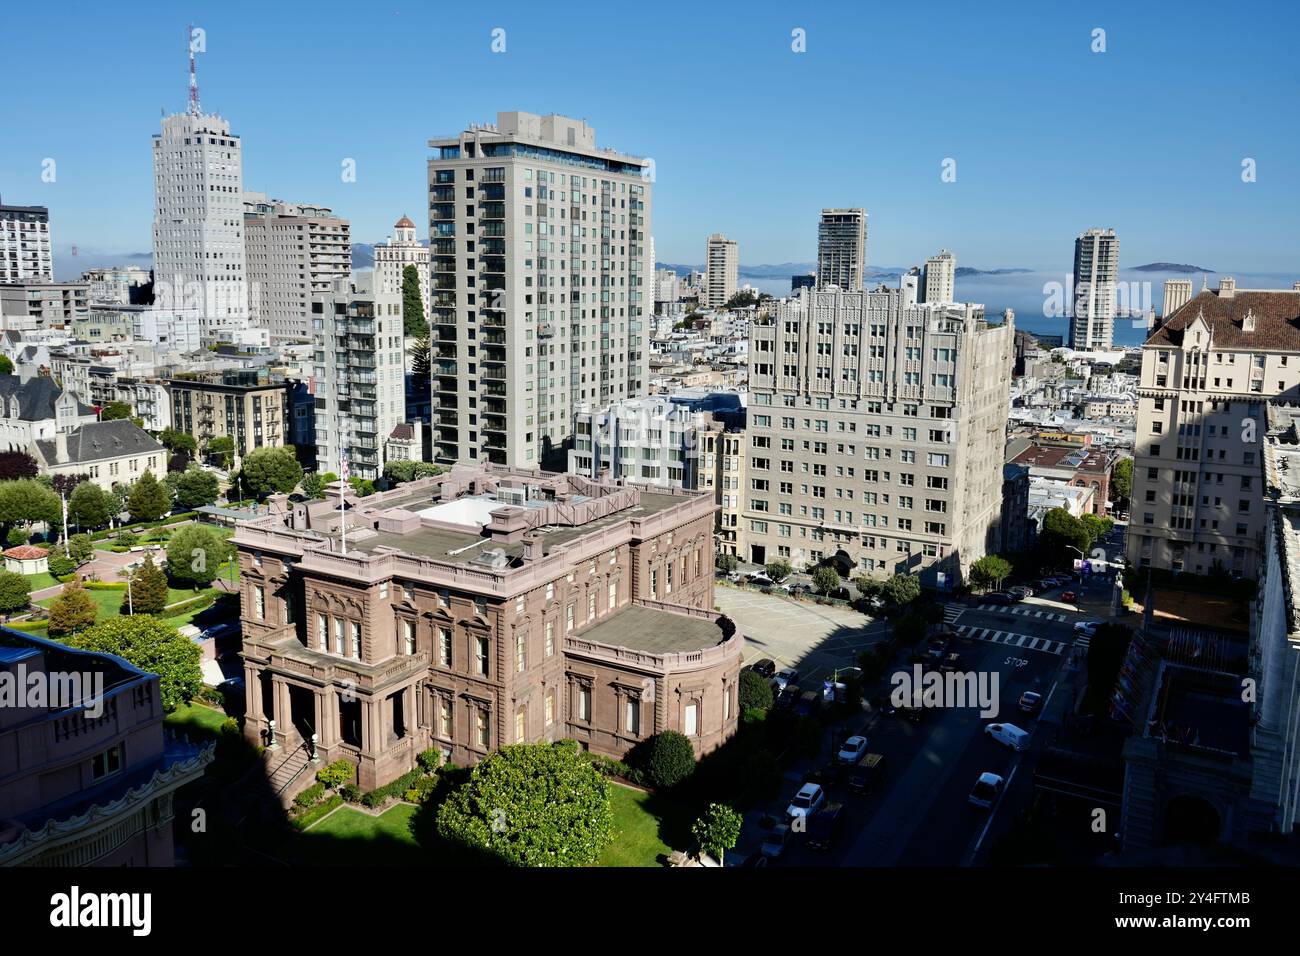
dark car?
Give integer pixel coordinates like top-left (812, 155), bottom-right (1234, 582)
top-left (806, 803), bottom-right (845, 850)
top-left (747, 658), bottom-right (777, 680)
top-left (847, 753), bottom-right (886, 795)
top-left (794, 689), bottom-right (820, 718)
top-left (984, 592), bottom-right (1015, 605)
top-left (774, 686), bottom-right (801, 712)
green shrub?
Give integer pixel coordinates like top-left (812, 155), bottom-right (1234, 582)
top-left (739, 669), bottom-right (774, 712)
top-left (84, 581), bottom-right (128, 591)
top-left (316, 758), bottom-right (355, 789)
top-left (360, 768), bottom-right (427, 808)
top-left (291, 793), bottom-right (343, 830)
top-left (219, 717), bottom-right (240, 737)
top-left (402, 776), bottom-right (438, 804)
top-left (416, 748), bottom-right (443, 774)
top-left (637, 730), bottom-right (696, 790)
top-left (340, 783), bottom-right (361, 803)
top-left (293, 782), bottom-right (326, 810)
top-left (47, 553), bottom-right (76, 577)
top-left (583, 753), bottom-right (630, 778)
top-left (165, 594), bottom-right (216, 617)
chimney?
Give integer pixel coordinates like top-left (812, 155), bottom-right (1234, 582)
top-left (1293, 282), bottom-right (1300, 292)
top-left (1218, 276), bottom-right (1236, 299)
top-left (521, 534), bottom-right (539, 563)
top-left (1242, 309), bottom-right (1256, 334)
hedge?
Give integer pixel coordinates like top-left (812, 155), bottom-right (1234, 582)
top-left (165, 594), bottom-right (216, 617)
top-left (291, 794), bottom-right (343, 830)
top-left (85, 581), bottom-right (128, 591)
top-left (359, 768), bottom-right (428, 808)
top-left (293, 782), bottom-right (327, 810)
top-left (88, 513), bottom-right (201, 541)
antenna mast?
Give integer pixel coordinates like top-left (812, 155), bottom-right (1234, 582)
top-left (187, 24), bottom-right (200, 116)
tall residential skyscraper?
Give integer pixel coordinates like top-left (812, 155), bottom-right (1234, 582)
top-left (373, 215), bottom-right (430, 320)
top-left (311, 279), bottom-right (407, 481)
top-left (1127, 277), bottom-right (1300, 580)
top-left (705, 233), bottom-right (738, 307)
top-left (1069, 227), bottom-right (1119, 350)
top-left (922, 249), bottom-right (956, 304)
top-left (744, 286), bottom-right (1014, 586)
top-left (243, 193), bottom-right (351, 343)
top-left (0, 200), bottom-right (52, 282)
top-left (816, 208), bottom-right (866, 291)
top-left (426, 111), bottom-right (652, 468)
top-left (151, 62), bottom-right (248, 342)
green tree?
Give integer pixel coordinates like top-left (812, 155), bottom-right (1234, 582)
top-left (410, 331), bottom-right (431, 381)
top-left (1081, 513), bottom-right (1113, 545)
top-left (739, 668), bottom-right (774, 712)
top-left (99, 400), bottom-right (133, 421)
top-left (166, 465), bottom-right (220, 510)
top-left (724, 290), bottom-right (759, 309)
top-left (159, 428), bottom-right (198, 457)
top-left (402, 264), bottom-right (427, 338)
top-left (167, 524), bottom-right (228, 589)
top-left (716, 552), bottom-right (738, 573)
top-left (1040, 507), bottom-right (1091, 567)
top-left (883, 573), bottom-right (921, 607)
top-left (47, 553), bottom-right (76, 578)
top-left (241, 446), bottom-right (303, 498)
top-left (765, 559), bottom-right (793, 583)
top-left (206, 435), bottom-right (235, 469)
top-left (970, 555), bottom-right (1013, 592)
top-left (0, 479), bottom-right (60, 533)
top-left (68, 481), bottom-right (111, 530)
top-left (382, 461), bottom-right (443, 486)
top-left (0, 354), bottom-right (12, 375)
top-left (62, 616), bottom-right (202, 711)
top-left (639, 730), bottom-right (696, 789)
top-left (691, 803), bottom-right (743, 865)
top-left (123, 554), bottom-right (170, 615)
top-left (811, 566), bottom-right (842, 595)
top-left (0, 450), bottom-right (38, 480)
top-left (68, 532), bottom-right (95, 565)
top-left (47, 581), bottom-right (98, 637)
top-left (1110, 457), bottom-right (1133, 506)
top-left (127, 470), bottom-right (172, 523)
top-left (348, 477), bottom-right (376, 497)
top-left (892, 611), bottom-right (927, 646)
top-left (435, 741), bottom-right (614, 867)
top-left (301, 471), bottom-right (339, 500)
top-left (0, 570), bottom-right (31, 616)
top-left (854, 576), bottom-right (884, 600)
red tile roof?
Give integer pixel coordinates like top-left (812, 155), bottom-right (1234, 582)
top-left (1146, 289), bottom-right (1300, 351)
top-left (4, 545), bottom-right (49, 560)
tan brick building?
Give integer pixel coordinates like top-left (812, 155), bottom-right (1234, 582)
top-left (168, 371), bottom-right (289, 464)
top-left (232, 465), bottom-right (739, 791)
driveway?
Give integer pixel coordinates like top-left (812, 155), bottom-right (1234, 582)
top-left (715, 585), bottom-right (889, 685)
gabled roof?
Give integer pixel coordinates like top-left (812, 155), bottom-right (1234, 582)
top-left (0, 374), bottom-right (93, 421)
top-left (35, 419), bottom-right (163, 466)
top-left (1147, 289), bottom-right (1300, 351)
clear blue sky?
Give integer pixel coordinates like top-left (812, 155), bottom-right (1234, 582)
top-left (2, 0), bottom-right (1297, 273)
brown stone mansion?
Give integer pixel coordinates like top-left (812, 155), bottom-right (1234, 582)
top-left (231, 465), bottom-right (741, 791)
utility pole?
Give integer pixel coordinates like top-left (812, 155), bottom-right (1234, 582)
top-left (60, 493), bottom-right (70, 558)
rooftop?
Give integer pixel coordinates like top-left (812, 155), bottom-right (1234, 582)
top-left (574, 604), bottom-right (727, 654)
top-left (1146, 286), bottom-right (1300, 351)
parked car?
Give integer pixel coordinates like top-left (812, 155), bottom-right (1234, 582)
top-left (1061, 590), bottom-right (1077, 602)
top-left (984, 591), bottom-right (1015, 605)
top-left (748, 571), bottom-right (775, 587)
top-left (773, 667), bottom-right (800, 691)
top-left (786, 782), bottom-right (826, 821)
top-left (1008, 585), bottom-right (1033, 599)
top-left (794, 689), bottom-right (820, 718)
top-left (985, 722), bottom-right (1031, 751)
top-left (760, 823), bottom-right (791, 859)
top-left (773, 686), bottom-right (801, 712)
top-left (870, 695), bottom-right (897, 717)
top-left (806, 803), bottom-right (845, 850)
top-left (1074, 620), bottom-right (1101, 638)
top-left (747, 658), bottom-right (777, 680)
top-left (726, 571), bottom-right (743, 583)
top-left (1018, 691), bottom-right (1044, 714)
top-left (837, 735), bottom-right (869, 764)
top-left (969, 772), bottom-right (1005, 809)
top-left (868, 596), bottom-right (887, 612)
top-left (847, 752), bottom-right (886, 794)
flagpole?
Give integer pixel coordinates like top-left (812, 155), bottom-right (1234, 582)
top-left (338, 412), bottom-right (347, 555)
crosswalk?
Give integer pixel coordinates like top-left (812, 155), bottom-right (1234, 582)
top-left (943, 604), bottom-right (964, 625)
top-left (954, 625), bottom-right (1066, 656)
top-left (1073, 633), bottom-right (1091, 651)
top-left (976, 604), bottom-right (1067, 623)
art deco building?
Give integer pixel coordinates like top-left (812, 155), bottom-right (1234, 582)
top-left (232, 465), bottom-right (739, 791)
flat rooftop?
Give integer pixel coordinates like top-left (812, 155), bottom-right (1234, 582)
top-left (575, 605), bottom-right (724, 655)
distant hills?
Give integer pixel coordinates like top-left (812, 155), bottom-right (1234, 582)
top-left (1130, 262), bottom-right (1214, 273)
top-left (657, 262), bottom-right (1031, 280)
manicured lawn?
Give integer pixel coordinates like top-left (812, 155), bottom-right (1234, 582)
top-left (165, 701), bottom-right (230, 740)
top-left (295, 804), bottom-right (425, 865)
top-left (23, 572), bottom-right (60, 591)
top-left (599, 783), bottom-right (676, 867)
top-left (38, 585), bottom-right (221, 624)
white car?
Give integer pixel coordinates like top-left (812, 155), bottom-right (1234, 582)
top-left (748, 571), bottom-right (774, 587)
top-left (1074, 620), bottom-right (1101, 637)
top-left (969, 772), bottom-right (1004, 809)
top-left (786, 782), bottom-right (826, 821)
top-left (837, 735), bottom-right (869, 764)
top-left (985, 722), bottom-right (1031, 751)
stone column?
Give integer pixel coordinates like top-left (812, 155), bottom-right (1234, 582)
top-left (320, 687), bottom-right (338, 748)
top-left (271, 677), bottom-right (291, 747)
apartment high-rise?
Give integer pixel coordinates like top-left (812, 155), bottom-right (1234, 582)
top-left (816, 208), bottom-right (866, 291)
top-left (373, 215), bottom-right (430, 320)
top-left (312, 278), bottom-right (409, 481)
top-left (152, 102), bottom-right (248, 342)
top-left (0, 200), bottom-right (52, 282)
top-left (426, 111), bottom-right (653, 468)
top-left (744, 286), bottom-right (1014, 586)
top-left (705, 233), bottom-right (738, 308)
top-left (1127, 277), bottom-right (1300, 579)
top-left (243, 193), bottom-right (351, 343)
top-left (1069, 227), bottom-right (1119, 350)
top-left (922, 249), bottom-right (956, 304)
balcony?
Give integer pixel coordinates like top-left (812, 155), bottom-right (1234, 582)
top-left (433, 359), bottom-right (458, 376)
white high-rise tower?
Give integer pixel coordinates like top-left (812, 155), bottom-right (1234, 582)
top-left (151, 29), bottom-right (248, 343)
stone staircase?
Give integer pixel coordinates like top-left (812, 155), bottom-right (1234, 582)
top-left (266, 746), bottom-right (314, 807)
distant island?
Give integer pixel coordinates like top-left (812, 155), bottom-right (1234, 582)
top-left (1130, 262), bottom-right (1214, 273)
top-left (955, 267), bottom-right (1032, 277)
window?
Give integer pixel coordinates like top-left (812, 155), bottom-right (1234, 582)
top-left (350, 621), bottom-right (361, 659)
top-left (91, 744), bottom-right (124, 780)
top-left (545, 692), bottom-right (555, 727)
top-left (477, 708), bottom-right (490, 747)
top-left (626, 698), bottom-right (641, 737)
top-left (607, 581), bottom-right (617, 611)
top-left (439, 697), bottom-right (452, 737)
top-left (254, 586), bottom-right (265, 620)
top-left (317, 612), bottom-right (328, 650)
top-left (684, 702), bottom-right (699, 736)
top-left (545, 619), bottom-right (555, 656)
top-left (403, 619), bottom-right (416, 655)
top-left (516, 708), bottom-right (526, 742)
top-left (334, 618), bottom-right (345, 655)
top-left (439, 627), bottom-right (452, 666)
top-left (566, 604), bottom-right (575, 633)
top-left (516, 630), bottom-right (526, 672)
top-left (476, 636), bottom-right (490, 675)
top-left (579, 685), bottom-right (592, 722)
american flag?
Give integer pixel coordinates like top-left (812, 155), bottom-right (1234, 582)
top-left (340, 450), bottom-right (349, 483)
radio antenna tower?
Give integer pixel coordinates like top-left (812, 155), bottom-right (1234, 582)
top-left (187, 24), bottom-right (201, 116)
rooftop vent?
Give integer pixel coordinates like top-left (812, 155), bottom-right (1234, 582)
top-left (473, 548), bottom-right (510, 570)
top-left (1242, 309), bottom-right (1256, 334)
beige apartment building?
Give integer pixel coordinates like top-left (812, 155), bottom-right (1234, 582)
top-left (816, 209), bottom-right (866, 291)
top-left (168, 371), bottom-right (289, 464)
top-left (743, 286), bottom-right (1013, 587)
top-left (705, 234), bottom-right (738, 308)
top-left (1127, 278), bottom-right (1300, 578)
top-left (426, 111), bottom-right (653, 469)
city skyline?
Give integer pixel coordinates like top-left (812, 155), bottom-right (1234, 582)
top-left (1, 0), bottom-right (1297, 276)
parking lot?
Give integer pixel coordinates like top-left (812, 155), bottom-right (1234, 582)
top-left (715, 584), bottom-right (889, 686)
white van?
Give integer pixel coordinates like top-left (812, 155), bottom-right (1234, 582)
top-left (984, 722), bottom-right (1031, 752)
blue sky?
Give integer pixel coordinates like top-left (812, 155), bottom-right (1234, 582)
top-left (3, 0), bottom-right (1297, 274)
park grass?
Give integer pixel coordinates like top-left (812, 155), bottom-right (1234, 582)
top-left (165, 701), bottom-right (229, 740)
top-left (39, 584), bottom-right (222, 624)
top-left (598, 783), bottom-right (676, 867)
top-left (294, 804), bottom-right (425, 865)
top-left (23, 572), bottom-right (60, 591)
